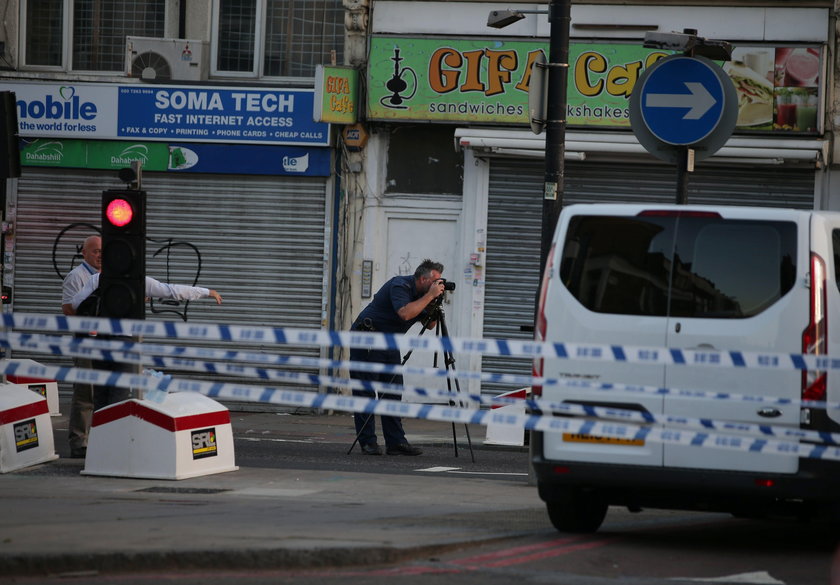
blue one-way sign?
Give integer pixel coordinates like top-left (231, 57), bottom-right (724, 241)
top-left (640, 56), bottom-right (724, 145)
top-left (629, 54), bottom-right (737, 162)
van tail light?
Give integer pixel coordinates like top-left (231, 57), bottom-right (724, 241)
top-left (533, 244), bottom-right (556, 397)
top-left (802, 252), bottom-right (827, 402)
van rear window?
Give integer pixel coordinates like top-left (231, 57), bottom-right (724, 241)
top-left (560, 215), bottom-right (796, 318)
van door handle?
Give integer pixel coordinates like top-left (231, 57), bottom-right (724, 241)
top-left (757, 407), bottom-right (782, 418)
top-left (690, 343), bottom-right (716, 350)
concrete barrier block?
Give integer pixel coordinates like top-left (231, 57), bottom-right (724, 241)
top-left (1, 359), bottom-right (61, 416)
top-left (484, 387), bottom-right (529, 447)
top-left (0, 384), bottom-right (58, 473)
top-left (83, 393), bottom-right (238, 480)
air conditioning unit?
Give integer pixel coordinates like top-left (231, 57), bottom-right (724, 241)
top-left (126, 37), bottom-right (208, 81)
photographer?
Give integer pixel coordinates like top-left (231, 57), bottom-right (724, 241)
top-left (349, 259), bottom-right (446, 456)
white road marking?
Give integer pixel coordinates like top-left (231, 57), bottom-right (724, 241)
top-left (238, 437), bottom-right (314, 444)
top-left (673, 571), bottom-right (785, 584)
top-left (417, 466), bottom-right (528, 477)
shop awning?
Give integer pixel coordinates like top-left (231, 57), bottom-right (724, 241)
top-left (455, 128), bottom-right (826, 166)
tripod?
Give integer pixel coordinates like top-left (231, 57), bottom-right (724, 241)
top-left (430, 299), bottom-right (475, 462)
top-left (347, 295), bottom-right (475, 461)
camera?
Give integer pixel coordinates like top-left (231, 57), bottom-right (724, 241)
top-left (439, 278), bottom-right (456, 291)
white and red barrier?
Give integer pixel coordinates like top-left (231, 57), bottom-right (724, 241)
top-left (83, 392), bottom-right (237, 480)
top-left (1, 359), bottom-right (60, 416)
top-left (484, 387), bottom-right (529, 447)
top-left (0, 384), bottom-right (58, 472)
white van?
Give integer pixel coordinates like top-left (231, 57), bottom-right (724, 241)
top-left (533, 203), bottom-right (840, 532)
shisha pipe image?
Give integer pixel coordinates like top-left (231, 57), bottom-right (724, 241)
top-left (381, 46), bottom-right (417, 109)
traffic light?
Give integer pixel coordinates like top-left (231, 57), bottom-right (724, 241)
top-left (100, 189), bottom-right (146, 319)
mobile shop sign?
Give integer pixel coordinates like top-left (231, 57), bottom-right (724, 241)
top-left (6, 81), bottom-right (330, 146)
top-left (367, 36), bottom-right (824, 135)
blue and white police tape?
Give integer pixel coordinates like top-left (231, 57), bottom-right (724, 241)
top-left (6, 311), bottom-right (840, 373)
top-left (3, 348), bottom-right (840, 449)
top-left (1, 357), bottom-right (839, 463)
top-left (5, 328), bottom-right (840, 417)
top-left (4, 330), bottom-right (520, 386)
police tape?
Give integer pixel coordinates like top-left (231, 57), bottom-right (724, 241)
top-left (5, 311), bottom-right (840, 373)
top-left (4, 340), bottom-right (840, 449)
top-left (1, 357), bottom-right (839, 462)
top-left (6, 329), bottom-right (840, 414)
top-left (4, 330), bottom-right (532, 387)
top-left (0, 331), bottom-right (840, 422)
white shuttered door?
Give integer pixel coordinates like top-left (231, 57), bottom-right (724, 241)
top-left (12, 169), bottom-right (330, 397)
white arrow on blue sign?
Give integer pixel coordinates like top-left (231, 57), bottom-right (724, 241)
top-left (638, 56), bottom-right (728, 146)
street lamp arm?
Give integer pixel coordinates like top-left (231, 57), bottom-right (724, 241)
top-left (487, 8), bottom-right (547, 28)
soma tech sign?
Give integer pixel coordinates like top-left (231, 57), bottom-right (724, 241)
top-left (8, 81), bottom-right (329, 146)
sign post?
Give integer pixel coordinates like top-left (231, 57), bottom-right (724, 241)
top-left (629, 37), bottom-right (736, 204)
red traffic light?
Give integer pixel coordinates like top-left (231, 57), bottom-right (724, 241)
top-left (105, 198), bottom-right (134, 227)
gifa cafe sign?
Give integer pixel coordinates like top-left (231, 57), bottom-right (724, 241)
top-left (314, 65), bottom-right (358, 124)
top-left (367, 36), bottom-right (823, 135)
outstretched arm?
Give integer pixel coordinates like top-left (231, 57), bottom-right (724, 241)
top-left (145, 277), bottom-right (223, 304)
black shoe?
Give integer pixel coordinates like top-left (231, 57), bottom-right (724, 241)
top-left (386, 442), bottom-right (422, 456)
top-left (69, 447), bottom-right (87, 458)
top-left (361, 443), bottom-right (382, 455)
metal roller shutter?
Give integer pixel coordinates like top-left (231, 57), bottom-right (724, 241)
top-left (482, 159), bottom-right (816, 395)
top-left (12, 168), bottom-right (330, 399)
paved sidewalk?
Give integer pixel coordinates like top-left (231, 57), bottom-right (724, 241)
top-left (0, 399), bottom-right (543, 577)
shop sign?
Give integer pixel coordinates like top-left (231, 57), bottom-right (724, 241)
top-left (367, 36), bottom-right (823, 135)
top-left (725, 45), bottom-right (821, 132)
top-left (18, 138), bottom-right (330, 176)
top-left (314, 65), bottom-right (359, 124)
top-left (7, 81), bottom-right (330, 146)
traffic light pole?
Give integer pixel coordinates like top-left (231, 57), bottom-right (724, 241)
top-left (537, 0), bottom-right (570, 313)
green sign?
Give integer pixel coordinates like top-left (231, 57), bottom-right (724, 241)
top-left (368, 36), bottom-right (824, 135)
top-left (20, 139), bottom-right (171, 170)
top-left (314, 65), bottom-right (359, 124)
top-left (368, 36), bottom-right (669, 126)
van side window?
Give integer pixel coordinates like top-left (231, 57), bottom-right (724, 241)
top-left (670, 220), bottom-right (796, 318)
top-left (560, 215), bottom-right (675, 316)
top-left (561, 215), bottom-right (796, 319)
top-left (832, 230), bottom-right (840, 291)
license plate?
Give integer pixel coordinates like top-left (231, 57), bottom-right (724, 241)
top-left (562, 433), bottom-right (645, 446)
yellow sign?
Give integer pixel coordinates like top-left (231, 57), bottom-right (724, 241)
top-left (314, 65), bottom-right (359, 124)
top-left (342, 123), bottom-right (368, 150)
top-left (563, 433), bottom-right (645, 447)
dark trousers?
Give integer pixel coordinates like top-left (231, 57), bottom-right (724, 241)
top-left (350, 346), bottom-right (407, 447)
top-left (68, 358), bottom-right (94, 450)
top-left (92, 359), bottom-right (133, 411)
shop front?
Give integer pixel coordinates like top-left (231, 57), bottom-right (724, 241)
top-left (5, 80), bottom-right (334, 391)
top-left (363, 3), bottom-right (830, 395)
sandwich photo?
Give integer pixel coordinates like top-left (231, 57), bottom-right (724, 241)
top-left (724, 60), bottom-right (774, 128)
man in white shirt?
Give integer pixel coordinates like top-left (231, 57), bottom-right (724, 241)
top-left (71, 272), bottom-right (222, 410)
top-left (61, 235), bottom-right (101, 458)
top-left (71, 273), bottom-right (222, 312)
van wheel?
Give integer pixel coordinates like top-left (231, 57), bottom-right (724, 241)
top-left (546, 489), bottom-right (608, 533)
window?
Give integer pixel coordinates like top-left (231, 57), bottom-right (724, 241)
top-left (21, 0), bottom-right (165, 72)
top-left (385, 125), bottom-right (464, 195)
top-left (213, 0), bottom-right (345, 78)
top-left (561, 215), bottom-right (796, 318)
top-left (24, 0), bottom-right (64, 67)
